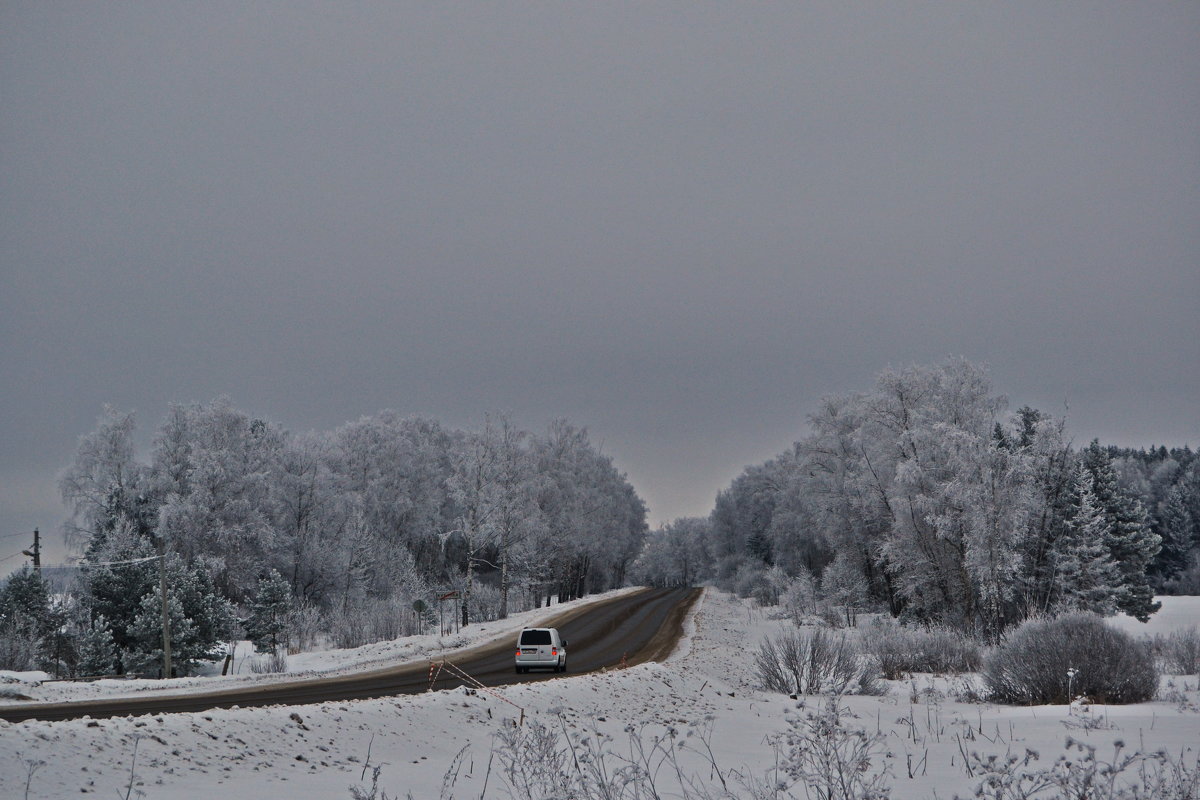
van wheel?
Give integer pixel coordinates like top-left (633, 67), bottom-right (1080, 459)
top-left (515, 666), bottom-right (523, 674)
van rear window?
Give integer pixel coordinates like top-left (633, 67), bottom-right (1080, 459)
top-left (520, 630), bottom-right (552, 646)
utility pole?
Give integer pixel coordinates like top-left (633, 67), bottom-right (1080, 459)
top-left (157, 537), bottom-right (172, 680)
top-left (21, 528), bottom-right (41, 572)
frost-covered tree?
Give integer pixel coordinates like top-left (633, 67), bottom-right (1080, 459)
top-left (153, 399), bottom-right (284, 601)
top-left (488, 416), bottom-right (544, 618)
top-left (709, 359), bottom-right (1166, 636)
top-left (269, 433), bottom-right (341, 604)
top-left (59, 407), bottom-right (151, 551)
top-left (56, 399), bottom-right (649, 647)
top-left (710, 446), bottom-right (831, 584)
top-left (532, 420), bottom-right (645, 604)
top-left (446, 423), bottom-right (502, 627)
top-left (630, 517), bottom-right (711, 587)
top-left (821, 551), bottom-right (868, 626)
top-left (327, 412), bottom-right (456, 593)
top-left (1010, 412), bottom-right (1076, 619)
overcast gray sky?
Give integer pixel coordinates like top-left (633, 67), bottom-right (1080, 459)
top-left (2, 2), bottom-right (1197, 567)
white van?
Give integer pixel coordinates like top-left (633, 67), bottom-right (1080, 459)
top-left (515, 627), bottom-right (567, 673)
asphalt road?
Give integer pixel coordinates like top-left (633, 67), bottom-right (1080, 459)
top-left (0, 586), bottom-right (701, 723)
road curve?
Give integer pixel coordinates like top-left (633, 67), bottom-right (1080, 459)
top-left (0, 587), bottom-right (701, 723)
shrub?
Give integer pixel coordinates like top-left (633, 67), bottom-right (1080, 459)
top-left (781, 571), bottom-right (818, 623)
top-left (957, 736), bottom-right (1200, 800)
top-left (0, 624), bottom-right (38, 672)
top-left (816, 604), bottom-right (846, 629)
top-left (982, 612), bottom-right (1159, 705)
top-left (756, 627), bottom-right (877, 696)
top-left (323, 594), bottom-right (430, 650)
top-left (859, 619), bottom-right (982, 679)
top-left (287, 599), bottom-right (323, 652)
top-left (771, 698), bottom-right (891, 800)
top-left (732, 563), bottom-right (769, 602)
top-left (1158, 625), bottom-right (1200, 676)
top-left (249, 649), bottom-right (287, 674)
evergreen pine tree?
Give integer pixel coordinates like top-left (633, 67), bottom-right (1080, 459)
top-left (1082, 441), bottom-right (1161, 621)
top-left (245, 570), bottom-right (292, 654)
top-left (0, 567), bottom-right (53, 635)
top-left (125, 591), bottom-right (199, 677)
top-left (1054, 467), bottom-right (1121, 615)
top-left (0, 567), bottom-right (60, 672)
top-left (77, 615), bottom-right (119, 677)
top-left (1154, 485), bottom-right (1195, 581)
top-left (173, 564), bottom-right (235, 656)
top-left (78, 522), bottom-right (157, 666)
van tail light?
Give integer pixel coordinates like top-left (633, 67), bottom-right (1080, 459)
top-left (552, 647), bottom-right (557, 656)
top-left (516, 650), bottom-right (521, 657)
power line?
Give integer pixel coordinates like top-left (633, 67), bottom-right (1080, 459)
top-left (26, 555), bottom-right (160, 570)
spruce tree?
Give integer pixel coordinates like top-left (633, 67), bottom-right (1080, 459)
top-left (77, 615), bottom-right (118, 677)
top-left (172, 564), bottom-right (235, 656)
top-left (125, 591), bottom-right (198, 677)
top-left (0, 567), bottom-right (57, 672)
top-left (78, 525), bottom-right (157, 672)
top-left (1082, 441), bottom-right (1161, 621)
top-left (1154, 485), bottom-right (1195, 582)
top-left (245, 570), bottom-right (291, 654)
top-left (0, 567), bottom-right (53, 634)
top-left (1054, 467), bottom-right (1121, 615)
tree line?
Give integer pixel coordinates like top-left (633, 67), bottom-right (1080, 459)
top-left (632, 358), bottom-right (1192, 639)
top-left (1, 400), bottom-right (647, 676)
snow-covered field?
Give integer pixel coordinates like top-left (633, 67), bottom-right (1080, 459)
top-left (1, 592), bottom-right (1197, 798)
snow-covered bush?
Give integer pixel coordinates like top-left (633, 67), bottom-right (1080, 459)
top-left (816, 604), bottom-right (847, 629)
top-left (466, 584), bottom-right (504, 623)
top-left (286, 599), bottom-right (322, 652)
top-left (0, 627), bottom-right (37, 672)
top-left (752, 566), bottom-right (792, 608)
top-left (248, 649), bottom-right (287, 674)
top-left (731, 563), bottom-right (770, 603)
top-left (780, 570), bottom-right (818, 623)
top-left (982, 612), bottom-right (1159, 704)
top-left (858, 619), bottom-right (982, 680)
top-left (756, 627), bottom-right (880, 696)
top-left (323, 594), bottom-right (429, 650)
top-left (1157, 625), bottom-right (1200, 676)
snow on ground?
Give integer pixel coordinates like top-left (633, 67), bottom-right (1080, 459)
top-left (1, 592), bottom-right (1198, 799)
top-left (1110, 594), bottom-right (1200, 638)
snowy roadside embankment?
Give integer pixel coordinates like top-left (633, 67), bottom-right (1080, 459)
top-left (0, 587), bottom-right (642, 707)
